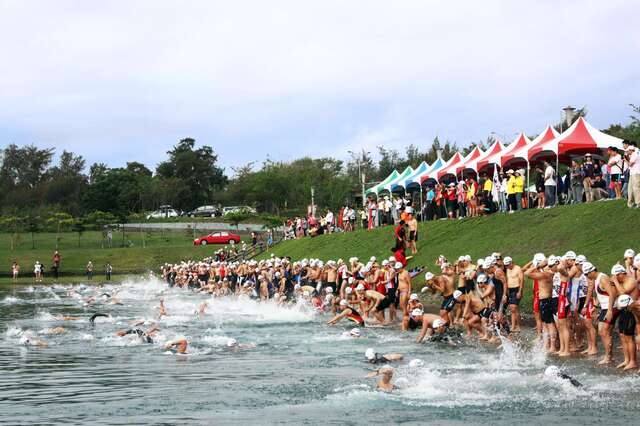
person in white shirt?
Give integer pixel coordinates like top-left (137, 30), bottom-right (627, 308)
top-left (607, 146), bottom-right (623, 199)
top-left (325, 209), bottom-right (334, 233)
top-left (624, 140), bottom-right (640, 208)
top-left (543, 162), bottom-right (556, 207)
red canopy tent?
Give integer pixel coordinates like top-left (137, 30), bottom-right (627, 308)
top-left (499, 132), bottom-right (533, 167)
top-left (453, 146), bottom-right (484, 176)
top-left (433, 152), bottom-right (463, 181)
top-left (473, 139), bottom-right (506, 173)
top-left (528, 117), bottom-right (624, 163)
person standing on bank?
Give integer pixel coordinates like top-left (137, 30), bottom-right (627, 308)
top-left (543, 161), bottom-right (556, 208)
top-left (52, 251), bottom-right (61, 280)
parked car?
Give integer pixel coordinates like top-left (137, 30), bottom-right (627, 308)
top-left (186, 205), bottom-right (221, 218)
top-left (194, 231), bottom-right (241, 246)
top-left (222, 206), bottom-right (257, 216)
top-left (146, 205), bottom-right (180, 219)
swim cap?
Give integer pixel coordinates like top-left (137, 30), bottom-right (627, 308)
top-left (476, 274), bottom-right (488, 283)
top-left (611, 264), bottom-right (626, 275)
top-left (432, 319), bottom-right (446, 329)
top-left (452, 290), bottom-right (463, 300)
top-left (365, 348), bottom-right (375, 360)
top-left (356, 284), bottom-right (365, 291)
top-left (345, 287), bottom-right (353, 295)
top-left (303, 291), bottom-right (310, 297)
top-left (388, 256), bottom-right (395, 262)
top-left (370, 256), bottom-right (376, 262)
top-left (615, 294), bottom-right (633, 309)
top-left (581, 262), bottom-right (595, 274)
top-left (381, 260), bottom-right (389, 267)
top-left (424, 272), bottom-right (434, 281)
top-left (547, 256), bottom-right (559, 266)
top-left (576, 255), bottom-right (587, 265)
top-left (624, 249), bottom-right (636, 259)
top-left (544, 365), bottom-right (560, 377)
top-left (339, 299), bottom-right (349, 306)
top-left (294, 284), bottom-right (301, 290)
top-left (563, 251), bottom-right (576, 261)
top-left (533, 253), bottom-right (546, 263)
top-left (409, 293), bottom-right (418, 301)
top-left (477, 259), bottom-right (485, 269)
top-left (484, 256), bottom-right (495, 267)
top-left (503, 256), bottom-right (512, 265)
top-left (325, 294), bottom-right (333, 302)
top-left (325, 287), bottom-right (333, 293)
top-left (226, 338), bottom-right (238, 347)
top-left (408, 359), bottom-right (424, 368)
top-left (411, 308), bottom-right (423, 317)
top-left (420, 286), bottom-right (429, 293)
top-left (350, 328), bottom-right (361, 337)
top-left (394, 262), bottom-right (403, 270)
top-left (348, 277), bottom-right (355, 284)
top-left (634, 254), bottom-right (640, 269)
top-left (464, 255), bottom-right (472, 262)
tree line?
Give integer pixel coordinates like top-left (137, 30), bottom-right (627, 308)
top-left (1, 105), bottom-right (638, 220)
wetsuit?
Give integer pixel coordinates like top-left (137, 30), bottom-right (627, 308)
top-left (368, 353), bottom-right (391, 364)
top-left (122, 329), bottom-right (153, 344)
top-left (492, 276), bottom-right (505, 314)
top-left (441, 294), bottom-right (456, 312)
top-left (346, 307), bottom-right (365, 326)
top-left (89, 313), bottom-right (109, 325)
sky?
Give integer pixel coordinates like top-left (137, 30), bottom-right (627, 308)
top-left (1, 0), bottom-right (639, 176)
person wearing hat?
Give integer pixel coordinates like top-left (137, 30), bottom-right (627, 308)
top-left (422, 271), bottom-right (456, 325)
top-left (514, 170), bottom-right (525, 210)
top-left (543, 161), bottom-right (556, 208)
top-left (402, 295), bottom-right (425, 331)
top-left (327, 299), bottom-right (365, 326)
top-left (607, 146), bottom-right (624, 199)
top-left (582, 153), bottom-right (596, 202)
top-left (505, 169), bottom-right (517, 213)
top-left (624, 139), bottom-right (640, 207)
top-left (458, 283), bottom-right (491, 339)
top-left (523, 256), bottom-right (558, 354)
top-left (504, 257), bottom-right (524, 332)
top-left (416, 313), bottom-right (449, 343)
top-left (610, 264), bottom-right (638, 369)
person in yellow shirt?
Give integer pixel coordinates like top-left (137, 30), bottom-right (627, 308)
top-left (482, 173), bottom-right (493, 199)
top-left (506, 169), bottom-right (517, 213)
top-left (514, 170), bottom-right (525, 210)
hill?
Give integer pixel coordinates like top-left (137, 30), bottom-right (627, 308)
top-left (259, 200), bottom-right (640, 308)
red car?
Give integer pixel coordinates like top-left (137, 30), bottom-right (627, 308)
top-left (194, 231), bottom-right (241, 246)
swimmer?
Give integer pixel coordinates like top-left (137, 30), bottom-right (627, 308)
top-left (55, 315), bottom-right (80, 321)
top-left (164, 338), bottom-right (188, 354)
top-left (226, 338), bottom-right (256, 350)
top-left (40, 327), bottom-right (66, 335)
top-left (544, 365), bottom-right (582, 387)
top-left (20, 335), bottom-right (48, 347)
top-left (366, 365), bottom-right (398, 392)
top-left (364, 348), bottom-right (404, 364)
top-left (158, 298), bottom-right (167, 317)
top-left (349, 328), bottom-right (361, 338)
top-left (89, 313), bottom-right (110, 325)
top-left (327, 299), bottom-right (365, 326)
top-left (116, 324), bottom-right (159, 343)
top-left (415, 314), bottom-right (448, 343)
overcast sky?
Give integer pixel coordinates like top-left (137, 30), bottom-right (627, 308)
top-left (1, 0), bottom-right (639, 175)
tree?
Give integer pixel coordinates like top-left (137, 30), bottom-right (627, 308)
top-left (156, 138), bottom-right (228, 209)
top-left (377, 146), bottom-right (403, 180)
top-left (89, 162), bottom-right (109, 184)
top-left (225, 210), bottom-right (253, 230)
top-left (126, 162), bottom-right (152, 177)
top-left (603, 104), bottom-right (640, 143)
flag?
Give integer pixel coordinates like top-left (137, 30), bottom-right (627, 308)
top-left (491, 164), bottom-right (500, 203)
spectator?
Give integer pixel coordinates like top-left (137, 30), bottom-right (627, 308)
top-left (506, 169), bottom-right (517, 213)
top-left (34, 261), bottom-right (43, 283)
top-left (583, 153), bottom-right (596, 202)
top-left (445, 183), bottom-right (457, 219)
top-left (52, 251), bottom-right (61, 280)
top-left (106, 229), bottom-right (113, 248)
top-left (457, 179), bottom-right (467, 218)
top-left (591, 175), bottom-right (609, 200)
top-left (12, 261), bottom-right (20, 281)
top-left (499, 172), bottom-right (508, 212)
top-left (534, 166), bottom-right (545, 209)
top-left (251, 231), bottom-right (257, 247)
top-left (543, 161), bottom-right (556, 207)
top-left (569, 160), bottom-right (584, 204)
top-left (325, 209), bottom-right (334, 233)
top-left (514, 170), bottom-right (525, 210)
top-left (624, 140), bottom-right (640, 208)
top-left (607, 146), bottom-right (623, 199)
top-left (86, 261), bottom-right (94, 280)
top-left (105, 263), bottom-right (113, 281)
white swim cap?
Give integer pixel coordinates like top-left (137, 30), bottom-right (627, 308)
top-left (424, 272), bottom-right (434, 281)
top-left (484, 256), bottom-right (495, 267)
top-left (356, 284), bottom-right (365, 291)
top-left (503, 256), bottom-right (513, 265)
top-left (457, 256), bottom-right (465, 263)
top-left (339, 299), bottom-right (349, 306)
top-left (388, 256), bottom-right (395, 262)
top-left (409, 293), bottom-right (418, 301)
top-left (348, 277), bottom-right (355, 284)
top-left (624, 249), bottom-right (636, 259)
top-left (370, 256), bottom-right (376, 262)
top-left (477, 273), bottom-right (488, 283)
top-left (477, 259), bottom-right (485, 269)
top-left (394, 262), bottom-right (403, 270)
top-left (611, 264), bottom-right (626, 275)
top-left (453, 290), bottom-right (463, 300)
top-left (350, 328), bottom-right (361, 337)
top-left (544, 365), bottom-right (560, 377)
top-left (345, 287), bottom-right (353, 295)
top-left (325, 287), bottom-right (333, 293)
top-left (432, 319), bottom-right (446, 329)
top-left (325, 294), bottom-right (333, 302)
top-left (381, 260), bottom-right (389, 267)
top-left (634, 254), bottom-right (640, 269)
top-left (303, 291), bottom-right (310, 297)
top-left (294, 284), bottom-right (301, 290)
top-left (615, 294), bottom-right (634, 309)
top-left (581, 261), bottom-right (595, 274)
top-left (576, 255), bottom-right (587, 265)
top-left (464, 255), bottom-right (472, 262)
top-left (408, 359), bottom-right (424, 368)
top-left (226, 338), bottom-right (238, 347)
top-left (547, 255), bottom-right (559, 266)
top-left (563, 251), bottom-right (577, 260)
top-left (420, 286), bottom-right (429, 293)
top-left (411, 308), bottom-right (423, 317)
top-left (533, 253), bottom-right (546, 263)
top-left (365, 348), bottom-right (375, 360)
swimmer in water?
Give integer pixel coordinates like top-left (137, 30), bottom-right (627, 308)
top-left (364, 348), bottom-right (404, 364)
top-left (164, 338), bottom-right (188, 354)
top-left (158, 298), bottom-right (167, 318)
top-left (89, 313), bottom-right (110, 325)
top-left (226, 338), bottom-right (256, 350)
top-left (366, 365), bottom-right (397, 392)
top-left (40, 327), bottom-right (66, 335)
top-left (116, 324), bottom-right (159, 343)
top-left (55, 315), bottom-right (80, 321)
top-left (544, 365), bottom-right (582, 387)
top-left (20, 334), bottom-right (48, 347)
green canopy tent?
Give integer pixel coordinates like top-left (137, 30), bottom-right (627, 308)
top-left (364, 170), bottom-right (399, 197)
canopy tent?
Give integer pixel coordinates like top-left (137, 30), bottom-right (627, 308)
top-left (460, 140), bottom-right (506, 175)
top-left (435, 152), bottom-right (464, 181)
top-left (381, 166), bottom-right (414, 194)
top-left (507, 125), bottom-right (558, 164)
top-left (454, 146), bottom-right (484, 176)
top-left (419, 157), bottom-right (446, 185)
top-left (528, 117), bottom-right (624, 162)
top-left (499, 132), bottom-right (533, 167)
top-left (365, 170), bottom-right (399, 196)
top-left (403, 161), bottom-right (430, 190)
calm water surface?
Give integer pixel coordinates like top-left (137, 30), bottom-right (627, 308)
top-left (1, 279), bottom-right (639, 425)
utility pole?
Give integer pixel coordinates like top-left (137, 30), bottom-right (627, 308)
top-left (310, 187), bottom-right (315, 217)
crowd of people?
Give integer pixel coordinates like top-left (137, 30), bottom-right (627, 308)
top-left (156, 243), bottom-right (640, 379)
top-left (284, 140), bottom-right (640, 236)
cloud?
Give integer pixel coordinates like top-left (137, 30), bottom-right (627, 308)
top-left (0, 0), bottom-right (638, 170)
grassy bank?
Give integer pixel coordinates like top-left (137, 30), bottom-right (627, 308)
top-left (0, 229), bottom-right (248, 284)
top-left (258, 200), bottom-right (640, 309)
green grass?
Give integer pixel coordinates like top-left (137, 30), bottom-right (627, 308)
top-left (258, 200), bottom-right (640, 310)
top-left (0, 229), bottom-right (249, 284)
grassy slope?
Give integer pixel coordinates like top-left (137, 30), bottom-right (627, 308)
top-left (259, 200), bottom-right (640, 309)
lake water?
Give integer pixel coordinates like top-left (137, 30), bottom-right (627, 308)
top-left (1, 279), bottom-right (639, 425)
